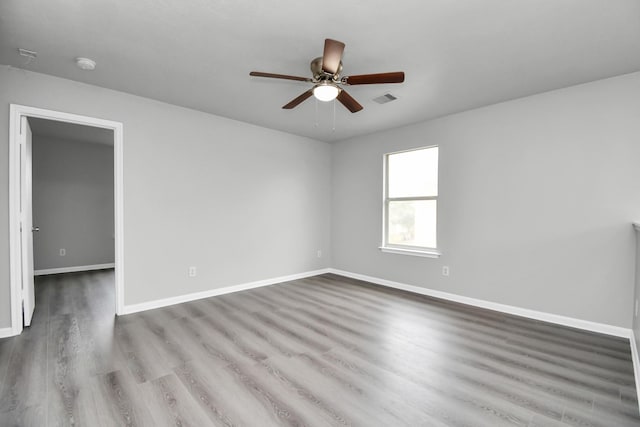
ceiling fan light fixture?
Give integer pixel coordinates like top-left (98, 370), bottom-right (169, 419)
top-left (250, 38), bottom-right (403, 113)
top-left (313, 83), bottom-right (340, 102)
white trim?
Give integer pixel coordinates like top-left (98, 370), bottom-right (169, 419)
top-left (8, 105), bottom-right (22, 336)
top-left (113, 121), bottom-right (125, 316)
top-left (121, 268), bottom-right (331, 315)
top-left (9, 105), bottom-right (125, 337)
top-left (34, 263), bottom-right (115, 276)
top-left (328, 268), bottom-right (631, 338)
top-left (379, 246), bottom-right (441, 258)
top-left (629, 330), bottom-right (640, 414)
top-left (0, 327), bottom-right (15, 339)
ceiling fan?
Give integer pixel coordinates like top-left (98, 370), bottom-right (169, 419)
top-left (250, 39), bottom-right (405, 113)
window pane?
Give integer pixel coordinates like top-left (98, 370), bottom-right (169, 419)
top-left (388, 147), bottom-right (438, 198)
top-left (388, 200), bottom-right (437, 248)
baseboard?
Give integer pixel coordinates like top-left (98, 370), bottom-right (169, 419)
top-left (121, 268), bottom-right (331, 315)
top-left (0, 327), bottom-right (15, 339)
top-left (629, 331), bottom-right (640, 414)
top-left (34, 263), bottom-right (115, 276)
top-left (328, 268), bottom-right (632, 339)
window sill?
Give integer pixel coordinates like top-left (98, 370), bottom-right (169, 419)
top-left (379, 246), bottom-right (441, 258)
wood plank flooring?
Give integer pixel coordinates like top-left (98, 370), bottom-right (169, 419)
top-left (0, 270), bottom-right (638, 426)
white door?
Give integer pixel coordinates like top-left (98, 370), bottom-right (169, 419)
top-left (20, 117), bottom-right (36, 326)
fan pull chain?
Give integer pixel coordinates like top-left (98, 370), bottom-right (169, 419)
top-left (332, 99), bottom-right (336, 132)
top-left (314, 98), bottom-right (319, 127)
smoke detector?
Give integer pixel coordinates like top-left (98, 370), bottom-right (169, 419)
top-left (76, 57), bottom-right (96, 71)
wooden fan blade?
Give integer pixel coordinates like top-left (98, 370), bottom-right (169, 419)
top-left (322, 39), bottom-right (345, 75)
top-left (337, 89), bottom-right (363, 113)
top-left (343, 72), bottom-right (405, 85)
top-left (250, 71), bottom-right (312, 82)
top-left (282, 89), bottom-right (314, 109)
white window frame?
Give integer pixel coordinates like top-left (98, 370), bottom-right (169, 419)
top-left (380, 145), bottom-right (441, 258)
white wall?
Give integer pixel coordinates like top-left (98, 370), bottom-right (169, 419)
top-left (0, 66), bottom-right (331, 327)
top-left (331, 72), bottom-right (640, 328)
top-left (2, 66), bottom-right (638, 331)
top-left (633, 226), bottom-right (640, 352)
top-left (32, 136), bottom-right (115, 270)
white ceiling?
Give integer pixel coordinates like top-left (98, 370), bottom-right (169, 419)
top-left (1, 0), bottom-right (639, 142)
top-left (29, 117), bottom-right (114, 146)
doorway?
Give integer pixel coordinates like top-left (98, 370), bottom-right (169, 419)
top-left (8, 105), bottom-right (124, 336)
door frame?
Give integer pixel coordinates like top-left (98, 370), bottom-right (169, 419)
top-left (8, 104), bottom-right (125, 336)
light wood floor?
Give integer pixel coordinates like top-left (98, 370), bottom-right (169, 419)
top-left (0, 270), bottom-right (638, 426)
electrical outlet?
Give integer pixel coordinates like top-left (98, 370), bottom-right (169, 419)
top-left (635, 300), bottom-right (638, 317)
top-left (442, 266), bottom-right (450, 277)
top-left (317, 250), bottom-right (322, 258)
top-left (59, 248), bottom-right (66, 256)
top-left (188, 266), bottom-right (197, 277)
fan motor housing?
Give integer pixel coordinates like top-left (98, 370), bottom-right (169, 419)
top-left (311, 57), bottom-right (342, 80)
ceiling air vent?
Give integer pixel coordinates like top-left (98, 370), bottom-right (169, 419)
top-left (373, 93), bottom-right (397, 104)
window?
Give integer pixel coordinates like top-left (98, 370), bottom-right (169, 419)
top-left (382, 146), bottom-right (439, 257)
